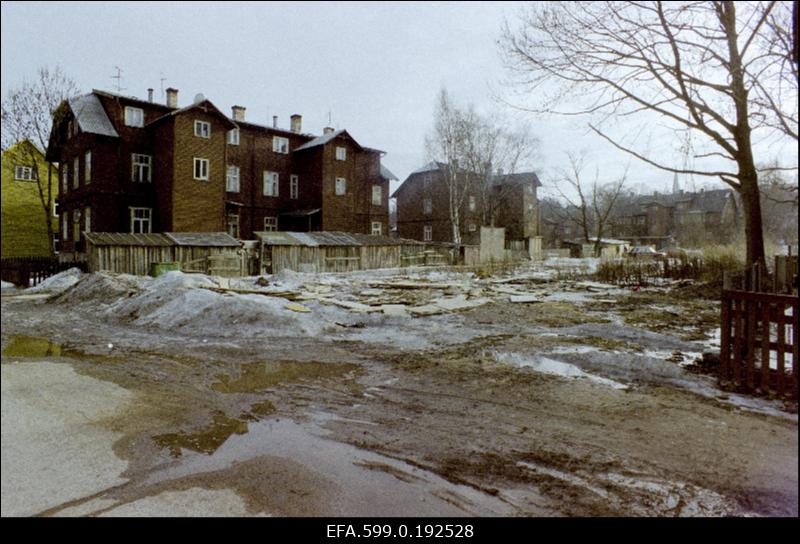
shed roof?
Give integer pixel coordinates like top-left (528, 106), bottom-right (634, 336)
top-left (69, 94), bottom-right (119, 138)
top-left (164, 232), bottom-right (241, 247)
top-left (84, 232), bottom-right (172, 247)
top-left (254, 231), bottom-right (420, 247)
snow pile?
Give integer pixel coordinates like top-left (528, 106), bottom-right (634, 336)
top-left (27, 268), bottom-right (83, 293)
top-left (493, 351), bottom-right (628, 389)
top-left (50, 272), bottom-right (148, 306)
top-left (1, 280), bottom-right (16, 290)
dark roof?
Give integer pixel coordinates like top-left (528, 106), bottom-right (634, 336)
top-left (68, 93), bottom-right (119, 138)
top-left (613, 188), bottom-right (734, 217)
top-left (92, 89), bottom-right (174, 111)
top-left (85, 232), bottom-right (172, 247)
top-left (294, 129), bottom-right (363, 152)
top-left (164, 232), bottom-right (241, 247)
top-left (146, 99), bottom-right (237, 129)
top-left (490, 172), bottom-right (542, 188)
top-left (233, 119), bottom-right (316, 140)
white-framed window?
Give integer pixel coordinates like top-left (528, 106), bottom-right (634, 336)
top-left (423, 198), bottom-right (432, 215)
top-left (14, 165), bottom-right (37, 181)
top-left (61, 213), bottom-right (68, 241)
top-left (73, 156), bottom-right (79, 188)
top-left (227, 128), bottom-right (240, 145)
top-left (272, 136), bottom-right (289, 154)
top-left (226, 214), bottom-right (240, 239)
top-left (264, 216), bottom-right (278, 231)
top-left (335, 146), bottom-right (347, 161)
top-left (371, 221), bottom-right (382, 236)
top-left (226, 165), bottom-right (240, 192)
top-left (335, 177), bottom-right (347, 195)
top-left (423, 225), bottom-right (432, 241)
top-left (194, 158), bottom-right (209, 181)
top-left (67, 119), bottom-right (75, 137)
top-left (84, 207), bottom-right (91, 233)
top-left (53, 200), bottom-right (59, 218)
top-left (290, 174), bottom-right (299, 199)
top-left (84, 151), bottom-right (92, 184)
top-left (130, 207), bottom-right (152, 234)
top-left (61, 164), bottom-right (68, 192)
top-left (263, 171), bottom-right (279, 196)
top-left (468, 223), bottom-right (477, 232)
top-left (132, 154), bottom-right (152, 182)
top-left (527, 184), bottom-right (534, 194)
top-left (469, 195), bottom-right (476, 212)
top-left (372, 185), bottom-right (382, 206)
top-left (194, 120), bottom-right (211, 138)
top-left (124, 106), bottom-right (144, 127)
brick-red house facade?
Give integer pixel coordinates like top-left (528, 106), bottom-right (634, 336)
top-left (47, 89), bottom-right (394, 257)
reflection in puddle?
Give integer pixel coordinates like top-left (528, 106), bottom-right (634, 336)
top-left (211, 361), bottom-right (361, 394)
top-left (1, 335), bottom-right (62, 358)
top-left (152, 412), bottom-right (249, 458)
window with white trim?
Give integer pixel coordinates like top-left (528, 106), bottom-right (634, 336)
top-left (61, 164), bottom-right (68, 192)
top-left (84, 207), bottom-right (91, 233)
top-left (272, 136), bottom-right (289, 154)
top-left (130, 207), bottom-right (152, 234)
top-left (335, 147), bottom-right (346, 161)
top-left (73, 156), bottom-right (79, 188)
top-left (124, 107), bottom-right (144, 127)
top-left (423, 198), bottom-right (432, 215)
top-left (371, 222), bottom-right (382, 236)
top-left (264, 216), bottom-right (278, 231)
top-left (227, 128), bottom-right (239, 145)
top-left (263, 171), bottom-right (279, 196)
top-left (14, 165), bottom-right (37, 181)
top-left (335, 177), bottom-right (347, 195)
top-left (372, 185), bottom-right (382, 206)
top-left (84, 151), bottom-right (92, 184)
top-left (72, 209), bottom-right (80, 241)
top-left (423, 225), bottom-right (432, 241)
top-left (132, 154), bottom-right (152, 182)
top-left (53, 200), bottom-right (59, 218)
top-left (194, 158), bottom-right (209, 181)
top-left (194, 120), bottom-right (211, 138)
top-left (61, 214), bottom-right (68, 241)
top-left (469, 195), bottom-right (476, 212)
top-left (468, 223), bottom-right (477, 232)
top-left (290, 175), bottom-right (299, 199)
top-left (226, 214), bottom-right (240, 239)
top-left (226, 165), bottom-right (240, 192)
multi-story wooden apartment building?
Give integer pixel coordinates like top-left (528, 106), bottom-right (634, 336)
top-left (46, 88), bottom-right (395, 258)
top-left (392, 161), bottom-right (540, 245)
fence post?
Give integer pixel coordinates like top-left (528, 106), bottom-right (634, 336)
top-left (720, 293), bottom-right (732, 382)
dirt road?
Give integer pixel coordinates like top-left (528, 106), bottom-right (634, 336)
top-left (1, 268), bottom-right (796, 517)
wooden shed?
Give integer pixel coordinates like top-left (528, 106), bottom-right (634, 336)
top-left (255, 231), bottom-right (441, 274)
top-left (85, 232), bottom-right (242, 276)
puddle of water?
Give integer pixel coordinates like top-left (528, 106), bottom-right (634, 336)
top-left (211, 361), bottom-right (362, 394)
top-left (152, 412), bottom-right (250, 458)
top-left (493, 351), bottom-right (628, 390)
top-left (2, 335), bottom-right (62, 358)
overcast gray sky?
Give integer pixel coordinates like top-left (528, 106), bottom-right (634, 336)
top-left (2, 1), bottom-right (796, 199)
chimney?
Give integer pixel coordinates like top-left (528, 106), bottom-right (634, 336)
top-left (231, 105), bottom-right (246, 122)
top-left (273, 115), bottom-right (278, 128)
top-left (290, 114), bottom-right (302, 134)
top-left (323, 126), bottom-right (334, 135)
top-left (166, 87), bottom-right (178, 108)
top-left (147, 88), bottom-right (154, 102)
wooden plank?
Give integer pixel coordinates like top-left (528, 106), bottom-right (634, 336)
top-left (732, 298), bottom-right (743, 386)
top-left (776, 307), bottom-right (786, 396)
top-left (761, 301), bottom-right (771, 392)
top-left (745, 298), bottom-right (756, 390)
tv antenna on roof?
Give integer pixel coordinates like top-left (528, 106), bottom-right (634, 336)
top-left (160, 73), bottom-right (166, 97)
top-left (111, 66), bottom-right (125, 93)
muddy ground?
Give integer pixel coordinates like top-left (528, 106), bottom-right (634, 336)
top-left (1, 266), bottom-right (797, 517)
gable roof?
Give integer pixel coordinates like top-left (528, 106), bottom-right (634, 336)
top-left (380, 164), bottom-right (398, 181)
top-left (294, 129), bottom-right (363, 152)
top-left (490, 172), bottom-right (542, 188)
top-left (146, 99), bottom-right (237, 129)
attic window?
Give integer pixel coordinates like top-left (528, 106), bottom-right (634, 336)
top-left (336, 147), bottom-right (346, 161)
top-left (273, 136), bottom-right (289, 154)
top-left (227, 128), bottom-right (239, 145)
top-left (194, 120), bottom-right (211, 138)
top-left (124, 107), bottom-right (144, 127)
top-left (14, 166), bottom-right (37, 181)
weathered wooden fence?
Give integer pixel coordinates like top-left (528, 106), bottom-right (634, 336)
top-left (719, 290), bottom-right (798, 399)
top-left (1, 257), bottom-right (87, 287)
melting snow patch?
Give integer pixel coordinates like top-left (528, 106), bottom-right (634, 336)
top-left (493, 352), bottom-right (628, 390)
top-left (26, 268), bottom-right (83, 293)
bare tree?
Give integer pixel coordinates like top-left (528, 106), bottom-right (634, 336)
top-left (2, 67), bottom-right (78, 255)
top-left (555, 151), bottom-right (627, 257)
top-left (500, 1), bottom-right (798, 266)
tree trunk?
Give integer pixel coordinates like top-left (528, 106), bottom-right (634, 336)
top-left (739, 171), bottom-right (766, 267)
